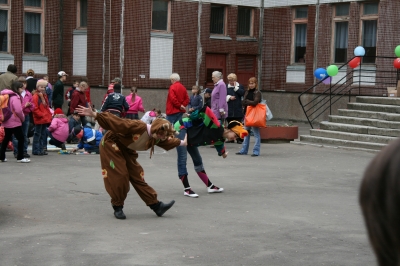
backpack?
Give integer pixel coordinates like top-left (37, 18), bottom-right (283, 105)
top-left (0, 94), bottom-right (13, 123)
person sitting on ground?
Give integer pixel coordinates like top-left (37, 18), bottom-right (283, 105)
top-left (359, 138), bottom-right (400, 266)
top-left (141, 109), bottom-right (165, 124)
top-left (101, 84), bottom-right (129, 117)
top-left (47, 108), bottom-right (69, 150)
top-left (71, 125), bottom-right (103, 154)
top-left (67, 111), bottom-right (82, 144)
top-left (172, 106), bottom-right (248, 198)
top-left (75, 104), bottom-right (188, 220)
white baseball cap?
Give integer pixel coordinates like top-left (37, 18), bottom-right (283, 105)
top-left (57, 71), bottom-right (68, 77)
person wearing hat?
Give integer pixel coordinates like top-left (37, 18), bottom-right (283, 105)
top-left (52, 71), bottom-right (68, 110)
top-left (74, 104), bottom-right (188, 220)
top-left (47, 108), bottom-right (69, 150)
top-left (32, 79), bottom-right (52, 155)
top-left (172, 105), bottom-right (248, 198)
top-left (204, 88), bottom-right (212, 108)
top-left (70, 124), bottom-right (103, 154)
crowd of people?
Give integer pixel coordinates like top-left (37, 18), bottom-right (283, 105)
top-left (0, 65), bottom-right (263, 219)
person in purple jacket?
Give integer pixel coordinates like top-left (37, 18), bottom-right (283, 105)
top-left (0, 81), bottom-right (30, 163)
top-left (12, 76), bottom-right (34, 158)
top-left (211, 71), bottom-right (228, 124)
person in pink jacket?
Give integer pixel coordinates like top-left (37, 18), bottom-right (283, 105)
top-left (0, 81), bottom-right (30, 163)
top-left (125, 87), bottom-right (145, 120)
top-left (12, 76), bottom-right (34, 158)
top-left (47, 108), bottom-right (69, 150)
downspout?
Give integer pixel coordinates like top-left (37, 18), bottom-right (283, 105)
top-left (195, 0), bottom-right (202, 87)
top-left (59, 0), bottom-right (63, 71)
top-left (102, 0), bottom-right (106, 85)
top-left (258, 0), bottom-right (264, 89)
top-left (313, 0), bottom-right (320, 92)
top-left (120, 0), bottom-right (125, 92)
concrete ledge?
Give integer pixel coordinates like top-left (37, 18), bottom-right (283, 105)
top-left (347, 102), bottom-right (400, 113)
top-left (338, 109), bottom-right (400, 122)
top-left (299, 135), bottom-right (386, 150)
top-left (309, 129), bottom-right (397, 144)
top-left (329, 115), bottom-right (400, 129)
top-left (356, 96), bottom-right (400, 106)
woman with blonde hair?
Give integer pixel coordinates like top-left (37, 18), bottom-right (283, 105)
top-left (236, 77), bottom-right (262, 157)
top-left (125, 87), bottom-right (145, 120)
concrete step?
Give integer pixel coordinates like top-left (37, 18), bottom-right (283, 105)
top-left (356, 96), bottom-right (400, 106)
top-left (299, 135), bottom-right (386, 151)
top-left (319, 121), bottom-right (400, 137)
top-left (347, 102), bottom-right (400, 113)
top-left (329, 115), bottom-right (400, 129)
top-left (310, 129), bottom-right (397, 144)
top-left (338, 109), bottom-right (400, 122)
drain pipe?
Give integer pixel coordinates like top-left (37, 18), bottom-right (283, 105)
top-left (195, 0), bottom-right (202, 87)
top-left (313, 0), bottom-right (320, 92)
top-left (257, 0), bottom-right (264, 89)
top-left (102, 0), bottom-right (106, 85)
top-left (120, 0), bottom-right (125, 92)
top-left (59, 0), bottom-right (63, 71)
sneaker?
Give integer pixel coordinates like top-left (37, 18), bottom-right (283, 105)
top-left (0, 158), bottom-right (7, 162)
top-left (17, 158), bottom-right (30, 163)
top-left (184, 188), bottom-right (199, 198)
top-left (23, 153), bottom-right (31, 158)
top-left (208, 185), bottom-right (224, 193)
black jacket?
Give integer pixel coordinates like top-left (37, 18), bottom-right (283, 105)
top-left (101, 93), bottom-right (129, 113)
top-left (226, 83), bottom-right (245, 118)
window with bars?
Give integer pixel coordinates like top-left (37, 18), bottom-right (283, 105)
top-left (333, 4), bottom-right (349, 63)
top-left (78, 0), bottom-right (87, 28)
top-left (210, 5), bottom-right (225, 35)
top-left (152, 0), bottom-right (169, 31)
top-left (237, 7), bottom-right (252, 36)
top-left (361, 2), bottom-right (378, 64)
top-left (292, 7), bottom-right (307, 64)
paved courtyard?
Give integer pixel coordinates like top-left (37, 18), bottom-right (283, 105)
top-left (0, 138), bottom-right (378, 265)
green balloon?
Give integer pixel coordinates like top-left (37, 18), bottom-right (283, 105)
top-left (395, 45), bottom-right (400, 58)
top-left (327, 65), bottom-right (339, 77)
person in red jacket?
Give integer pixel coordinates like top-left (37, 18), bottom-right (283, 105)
top-left (32, 79), bottom-right (52, 155)
top-left (70, 81), bottom-right (89, 126)
top-left (65, 80), bottom-right (79, 116)
top-left (165, 73), bottom-right (189, 125)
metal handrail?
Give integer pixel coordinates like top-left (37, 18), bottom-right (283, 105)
top-left (298, 56), bottom-right (399, 128)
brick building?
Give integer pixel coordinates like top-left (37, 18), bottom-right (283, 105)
top-left (0, 0), bottom-right (398, 121)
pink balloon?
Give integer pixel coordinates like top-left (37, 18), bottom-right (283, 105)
top-left (322, 77), bottom-right (332, 84)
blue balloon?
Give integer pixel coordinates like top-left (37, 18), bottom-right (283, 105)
top-left (354, 46), bottom-right (366, 57)
top-left (314, 68), bottom-right (328, 80)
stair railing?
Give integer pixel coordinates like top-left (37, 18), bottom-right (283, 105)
top-left (298, 56), bottom-right (399, 128)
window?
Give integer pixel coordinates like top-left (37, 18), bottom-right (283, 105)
top-left (78, 0), bottom-right (87, 28)
top-left (152, 0), bottom-right (170, 32)
top-left (0, 0), bottom-right (9, 52)
top-left (24, 0), bottom-right (43, 54)
top-left (237, 7), bottom-right (252, 36)
top-left (361, 2), bottom-right (378, 64)
top-left (210, 5), bottom-right (225, 35)
top-left (292, 7), bottom-right (308, 64)
top-left (333, 4), bottom-right (349, 63)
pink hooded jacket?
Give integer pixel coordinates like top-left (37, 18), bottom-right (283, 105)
top-left (48, 115), bottom-right (69, 142)
top-left (1, 89), bottom-right (24, 128)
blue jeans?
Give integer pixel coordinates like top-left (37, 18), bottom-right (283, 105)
top-left (239, 126), bottom-right (261, 155)
top-left (13, 115), bottom-right (30, 155)
top-left (175, 129), bottom-right (204, 177)
top-left (166, 112), bottom-right (183, 125)
top-left (33, 124), bottom-right (47, 154)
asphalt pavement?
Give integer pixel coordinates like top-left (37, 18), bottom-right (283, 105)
top-left (0, 136), bottom-right (378, 266)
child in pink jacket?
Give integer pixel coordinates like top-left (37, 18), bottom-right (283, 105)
top-left (47, 108), bottom-right (69, 150)
top-left (0, 81), bottom-right (29, 162)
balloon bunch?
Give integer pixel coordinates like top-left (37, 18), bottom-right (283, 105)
top-left (314, 66), bottom-right (338, 85)
top-left (393, 45), bottom-right (400, 69)
top-left (349, 46), bottom-right (364, 69)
